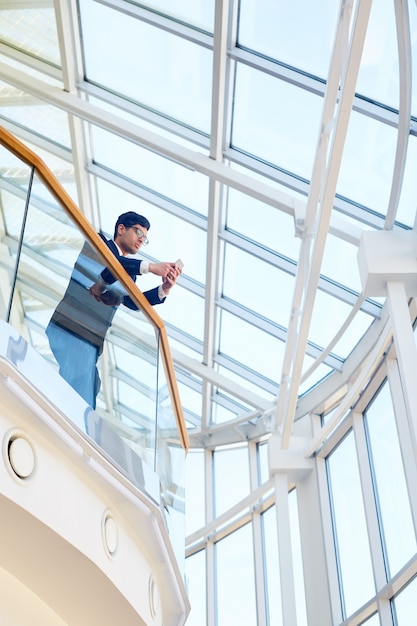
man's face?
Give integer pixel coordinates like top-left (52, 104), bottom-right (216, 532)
top-left (117, 223), bottom-right (149, 255)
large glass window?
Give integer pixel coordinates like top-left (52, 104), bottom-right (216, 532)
top-left (327, 431), bottom-right (375, 617)
top-left (215, 524), bottom-right (257, 625)
top-left (365, 384), bottom-right (417, 578)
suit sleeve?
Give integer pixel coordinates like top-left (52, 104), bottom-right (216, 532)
top-left (122, 287), bottom-right (165, 311)
top-left (100, 257), bottom-right (143, 284)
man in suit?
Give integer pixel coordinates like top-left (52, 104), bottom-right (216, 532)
top-left (46, 211), bottom-right (181, 408)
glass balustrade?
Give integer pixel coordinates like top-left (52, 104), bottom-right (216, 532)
top-left (0, 127), bottom-right (186, 571)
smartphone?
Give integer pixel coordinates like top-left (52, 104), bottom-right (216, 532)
top-left (175, 258), bottom-right (184, 269)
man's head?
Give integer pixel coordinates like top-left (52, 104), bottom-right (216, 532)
top-left (113, 212), bottom-right (150, 239)
top-left (114, 211), bottom-right (151, 256)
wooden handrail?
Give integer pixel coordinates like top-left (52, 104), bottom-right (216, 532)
top-left (0, 125), bottom-right (189, 451)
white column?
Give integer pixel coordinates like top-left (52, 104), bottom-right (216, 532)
top-left (274, 473), bottom-right (298, 626)
top-left (386, 280), bottom-right (417, 460)
top-left (296, 466), bottom-right (333, 625)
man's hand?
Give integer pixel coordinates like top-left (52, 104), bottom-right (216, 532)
top-left (161, 264), bottom-right (182, 295)
top-left (149, 261), bottom-right (178, 279)
top-left (88, 283), bottom-right (122, 306)
top-left (89, 278), bottom-right (106, 301)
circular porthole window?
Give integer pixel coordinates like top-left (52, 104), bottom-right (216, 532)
top-left (6, 434), bottom-right (35, 480)
top-left (149, 573), bottom-right (160, 619)
top-left (102, 511), bottom-right (118, 557)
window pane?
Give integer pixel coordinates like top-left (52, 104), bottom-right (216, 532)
top-left (185, 550), bottom-right (207, 626)
top-left (185, 450), bottom-right (205, 535)
top-left (327, 431), bottom-right (375, 617)
top-left (365, 384), bottom-right (417, 577)
top-left (131, 0), bottom-right (214, 32)
top-left (238, 0), bottom-right (339, 79)
top-left (80, 0), bottom-right (212, 131)
top-left (232, 64), bottom-right (322, 178)
top-left (219, 310), bottom-right (285, 382)
top-left (223, 243), bottom-right (293, 326)
top-left (93, 130), bottom-right (209, 220)
top-left (216, 524), bottom-right (257, 625)
top-left (214, 446), bottom-right (250, 517)
top-left (393, 577), bottom-right (417, 625)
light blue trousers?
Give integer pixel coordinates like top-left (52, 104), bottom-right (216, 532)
top-left (46, 322), bottom-right (101, 409)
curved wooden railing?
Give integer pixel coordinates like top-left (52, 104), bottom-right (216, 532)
top-left (0, 125), bottom-right (189, 451)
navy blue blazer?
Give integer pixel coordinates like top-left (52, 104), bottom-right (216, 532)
top-left (50, 235), bottom-right (164, 351)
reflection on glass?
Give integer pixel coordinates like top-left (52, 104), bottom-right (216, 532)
top-left (0, 3), bottom-right (60, 66)
top-left (365, 384), bottom-right (417, 577)
top-left (0, 148), bottom-right (33, 321)
top-left (327, 431), bottom-right (375, 618)
top-left (216, 523), bottom-right (257, 626)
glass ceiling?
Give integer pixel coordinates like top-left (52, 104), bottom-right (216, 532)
top-left (0, 0), bottom-right (416, 448)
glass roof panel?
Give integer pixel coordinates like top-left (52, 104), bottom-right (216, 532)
top-left (79, 0), bottom-right (213, 132)
top-left (299, 358), bottom-right (332, 396)
top-left (232, 63), bottom-right (323, 177)
top-left (336, 110), bottom-right (399, 220)
top-left (129, 0), bottom-right (214, 32)
top-left (160, 288), bottom-right (205, 344)
top-left (92, 128), bottom-right (209, 218)
top-left (355, 0), bottom-right (399, 110)
top-left (219, 309), bottom-right (285, 384)
top-left (396, 135), bottom-right (417, 227)
top-left (0, 82), bottom-right (71, 149)
top-left (223, 243), bottom-right (294, 326)
top-left (321, 234), bottom-right (362, 293)
top-left (0, 3), bottom-right (60, 66)
top-left (226, 189), bottom-right (301, 262)
top-left (309, 291), bottom-right (374, 360)
top-left (1, 0), bottom-right (415, 450)
top-left (217, 365), bottom-right (275, 402)
top-left (238, 0), bottom-right (340, 79)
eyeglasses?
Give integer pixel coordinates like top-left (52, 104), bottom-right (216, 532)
top-left (129, 226), bottom-right (149, 245)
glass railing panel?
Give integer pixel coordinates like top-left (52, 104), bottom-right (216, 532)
top-left (0, 144), bottom-right (34, 321)
top-left (0, 154), bottom-right (185, 549)
top-left (4, 168), bottom-right (162, 471)
top-left (156, 347), bottom-right (186, 571)
top-left (0, 126), bottom-right (187, 576)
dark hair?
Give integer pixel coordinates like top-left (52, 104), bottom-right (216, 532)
top-left (114, 212), bottom-right (151, 239)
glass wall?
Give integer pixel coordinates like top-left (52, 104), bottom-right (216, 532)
top-left (0, 135), bottom-right (186, 568)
